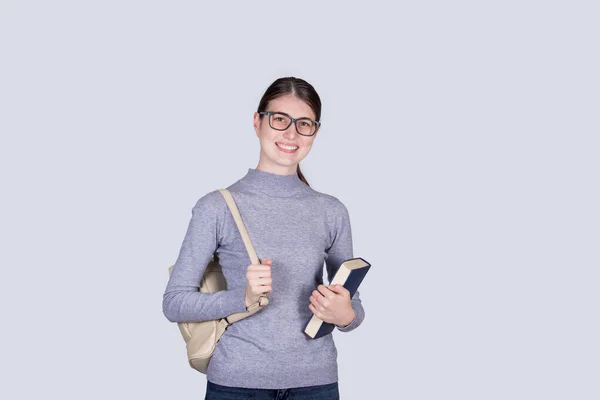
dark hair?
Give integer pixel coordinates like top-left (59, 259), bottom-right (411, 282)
top-left (256, 77), bottom-right (322, 187)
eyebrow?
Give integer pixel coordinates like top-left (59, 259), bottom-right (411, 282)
top-left (272, 110), bottom-right (316, 121)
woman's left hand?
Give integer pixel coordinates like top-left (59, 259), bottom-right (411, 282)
top-left (309, 284), bottom-right (355, 327)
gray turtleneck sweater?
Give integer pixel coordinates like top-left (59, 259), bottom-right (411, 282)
top-left (162, 168), bottom-right (365, 389)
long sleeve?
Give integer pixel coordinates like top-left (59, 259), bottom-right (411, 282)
top-left (325, 199), bottom-right (365, 333)
top-left (162, 191), bottom-right (247, 323)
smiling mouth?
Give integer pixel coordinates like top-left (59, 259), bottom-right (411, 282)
top-left (276, 142), bottom-right (299, 152)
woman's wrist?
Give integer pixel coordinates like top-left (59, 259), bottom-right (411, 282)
top-left (337, 308), bottom-right (356, 328)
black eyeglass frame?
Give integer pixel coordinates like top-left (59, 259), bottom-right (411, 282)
top-left (259, 111), bottom-right (321, 137)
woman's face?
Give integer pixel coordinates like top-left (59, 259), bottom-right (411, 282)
top-left (253, 94), bottom-right (318, 175)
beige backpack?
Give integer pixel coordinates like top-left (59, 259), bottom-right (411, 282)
top-left (167, 188), bottom-right (269, 373)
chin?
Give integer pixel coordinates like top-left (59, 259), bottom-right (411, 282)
top-left (265, 155), bottom-right (298, 168)
top-left (276, 159), bottom-right (299, 167)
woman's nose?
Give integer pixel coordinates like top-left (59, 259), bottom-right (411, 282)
top-left (282, 124), bottom-right (298, 138)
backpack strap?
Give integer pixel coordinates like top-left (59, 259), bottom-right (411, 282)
top-left (217, 189), bottom-right (269, 325)
top-left (218, 189), bottom-right (260, 265)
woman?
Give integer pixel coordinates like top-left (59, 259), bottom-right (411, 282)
top-left (163, 77), bottom-right (365, 399)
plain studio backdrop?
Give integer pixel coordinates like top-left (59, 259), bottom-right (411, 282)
top-left (0, 1), bottom-right (598, 399)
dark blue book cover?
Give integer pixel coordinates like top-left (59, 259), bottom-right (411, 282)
top-left (303, 257), bottom-right (371, 339)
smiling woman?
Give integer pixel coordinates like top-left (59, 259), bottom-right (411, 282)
top-left (252, 80), bottom-right (323, 180)
top-left (162, 77), bottom-right (365, 399)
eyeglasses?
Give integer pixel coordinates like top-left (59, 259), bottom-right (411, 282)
top-left (259, 111), bottom-right (321, 137)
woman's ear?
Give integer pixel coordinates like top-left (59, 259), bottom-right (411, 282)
top-left (313, 126), bottom-right (320, 139)
top-left (253, 112), bottom-right (261, 137)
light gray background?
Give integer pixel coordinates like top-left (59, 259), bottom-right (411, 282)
top-left (1, 1), bottom-right (598, 399)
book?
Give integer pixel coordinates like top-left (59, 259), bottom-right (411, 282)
top-left (303, 257), bottom-right (371, 339)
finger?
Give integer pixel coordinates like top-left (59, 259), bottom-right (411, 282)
top-left (310, 295), bottom-right (320, 308)
top-left (317, 284), bottom-right (334, 299)
top-left (309, 303), bottom-right (324, 319)
top-left (248, 266), bottom-right (272, 275)
top-left (247, 270), bottom-right (272, 279)
top-left (312, 293), bottom-right (330, 309)
top-left (249, 278), bottom-right (272, 288)
top-left (255, 277), bottom-right (272, 285)
top-left (249, 275), bottom-right (271, 284)
top-left (248, 264), bottom-right (271, 271)
top-left (328, 284), bottom-right (347, 295)
top-left (251, 277), bottom-right (272, 288)
top-left (252, 286), bottom-right (272, 294)
top-left (247, 274), bottom-right (269, 283)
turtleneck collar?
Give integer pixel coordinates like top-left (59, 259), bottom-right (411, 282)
top-left (238, 167), bottom-right (308, 197)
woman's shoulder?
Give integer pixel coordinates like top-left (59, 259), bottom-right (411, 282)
top-left (305, 187), bottom-right (349, 214)
top-left (191, 189), bottom-right (228, 214)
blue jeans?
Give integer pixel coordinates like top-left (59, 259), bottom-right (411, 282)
top-left (205, 380), bottom-right (340, 400)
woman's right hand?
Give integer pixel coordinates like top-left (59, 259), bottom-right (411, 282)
top-left (245, 258), bottom-right (272, 308)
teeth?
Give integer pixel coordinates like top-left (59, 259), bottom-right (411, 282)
top-left (277, 143), bottom-right (298, 150)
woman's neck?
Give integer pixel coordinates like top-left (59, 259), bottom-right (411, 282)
top-left (238, 167), bottom-right (308, 197)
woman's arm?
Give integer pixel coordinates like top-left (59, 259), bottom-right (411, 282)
top-left (325, 199), bottom-right (366, 332)
top-left (162, 191), bottom-right (247, 323)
